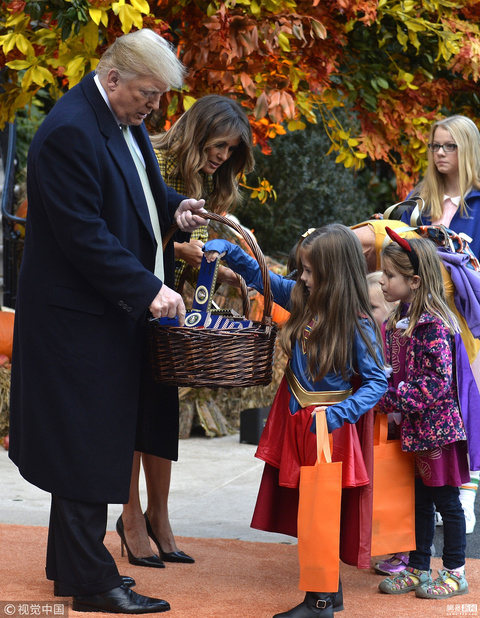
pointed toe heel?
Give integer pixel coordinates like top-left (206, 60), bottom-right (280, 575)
top-left (116, 516), bottom-right (165, 568)
top-left (144, 513), bottom-right (195, 563)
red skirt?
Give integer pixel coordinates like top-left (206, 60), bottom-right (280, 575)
top-left (255, 377), bottom-right (369, 489)
top-left (251, 376), bottom-right (375, 569)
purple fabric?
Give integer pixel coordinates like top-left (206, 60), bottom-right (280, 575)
top-left (438, 248), bottom-right (480, 337)
top-left (390, 327), bottom-right (408, 388)
top-left (455, 332), bottom-right (480, 470)
top-left (416, 441), bottom-right (470, 487)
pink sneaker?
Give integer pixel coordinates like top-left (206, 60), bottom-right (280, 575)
top-left (374, 553), bottom-right (410, 575)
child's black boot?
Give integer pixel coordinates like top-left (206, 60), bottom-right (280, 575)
top-left (332, 578), bottom-right (344, 612)
top-left (273, 592), bottom-right (334, 617)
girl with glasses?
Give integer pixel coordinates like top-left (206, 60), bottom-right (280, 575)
top-left (403, 115), bottom-right (480, 257)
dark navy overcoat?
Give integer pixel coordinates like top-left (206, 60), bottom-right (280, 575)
top-left (9, 72), bottom-right (185, 503)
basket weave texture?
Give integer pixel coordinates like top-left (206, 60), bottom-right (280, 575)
top-left (149, 212), bottom-right (277, 389)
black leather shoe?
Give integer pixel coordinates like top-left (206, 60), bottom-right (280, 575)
top-left (72, 584), bottom-right (170, 613)
top-left (144, 513), bottom-right (195, 564)
top-left (54, 576), bottom-right (136, 597)
top-left (116, 516), bottom-right (165, 568)
top-left (273, 592), bottom-right (335, 617)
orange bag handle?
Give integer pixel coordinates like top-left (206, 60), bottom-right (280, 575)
top-left (374, 413), bottom-right (389, 446)
top-left (315, 410), bottom-right (333, 464)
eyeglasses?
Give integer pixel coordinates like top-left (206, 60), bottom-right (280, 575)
top-left (428, 142), bottom-right (458, 153)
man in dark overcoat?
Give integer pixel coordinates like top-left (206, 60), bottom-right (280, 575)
top-left (8, 29), bottom-right (205, 613)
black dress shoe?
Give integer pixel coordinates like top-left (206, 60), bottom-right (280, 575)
top-left (72, 584), bottom-right (170, 614)
top-left (116, 516), bottom-right (165, 568)
top-left (144, 513), bottom-right (195, 564)
top-left (54, 576), bottom-right (136, 597)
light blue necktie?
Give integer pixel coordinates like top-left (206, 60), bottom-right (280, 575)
top-left (121, 125), bottom-right (164, 281)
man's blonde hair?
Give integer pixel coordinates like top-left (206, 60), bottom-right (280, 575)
top-left (96, 29), bottom-right (186, 90)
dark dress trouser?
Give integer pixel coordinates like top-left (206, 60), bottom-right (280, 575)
top-left (46, 495), bottom-right (122, 596)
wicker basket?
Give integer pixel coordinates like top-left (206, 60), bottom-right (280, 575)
top-left (149, 212), bottom-right (277, 389)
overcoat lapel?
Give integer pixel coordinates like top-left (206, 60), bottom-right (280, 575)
top-left (81, 72), bottom-right (157, 245)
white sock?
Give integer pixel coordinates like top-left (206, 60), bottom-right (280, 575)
top-left (460, 473), bottom-right (478, 510)
top-left (446, 565), bottom-right (465, 576)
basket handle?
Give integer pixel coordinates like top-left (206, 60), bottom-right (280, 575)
top-left (163, 212), bottom-right (273, 328)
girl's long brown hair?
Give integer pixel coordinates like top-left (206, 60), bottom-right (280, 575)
top-left (151, 95), bottom-right (254, 214)
top-left (381, 237), bottom-right (459, 337)
top-left (280, 224), bottom-right (383, 382)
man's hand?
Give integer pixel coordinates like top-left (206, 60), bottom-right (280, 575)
top-left (149, 284), bottom-right (186, 326)
top-left (174, 239), bottom-right (204, 268)
top-left (175, 198), bottom-right (206, 232)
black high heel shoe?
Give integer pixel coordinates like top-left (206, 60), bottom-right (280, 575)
top-left (144, 513), bottom-right (195, 563)
top-left (116, 516), bottom-right (165, 568)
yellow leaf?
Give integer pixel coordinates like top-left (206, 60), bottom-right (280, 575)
top-left (5, 13), bottom-right (30, 28)
top-left (278, 32), bottom-right (291, 53)
top-left (251, 0), bottom-right (261, 14)
top-left (355, 152), bottom-right (367, 159)
top-left (347, 138), bottom-right (359, 147)
top-left (113, 4), bottom-right (144, 33)
top-left (23, 65), bottom-right (54, 89)
top-left (287, 119), bottom-right (306, 131)
top-left (32, 29), bottom-right (57, 46)
top-left (344, 155), bottom-right (354, 168)
top-left (66, 55), bottom-right (86, 77)
top-left (6, 59), bottom-right (32, 71)
top-left (183, 95), bottom-right (197, 111)
top-left (338, 130), bottom-right (349, 140)
top-left (396, 24), bottom-right (408, 48)
top-left (130, 0), bottom-right (150, 14)
top-left (0, 33), bottom-right (17, 54)
top-left (335, 152), bottom-right (346, 163)
top-left (89, 8), bottom-right (103, 26)
top-left (81, 20), bottom-right (101, 54)
top-left (15, 34), bottom-right (33, 56)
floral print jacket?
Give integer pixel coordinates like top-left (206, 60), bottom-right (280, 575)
top-left (378, 311), bottom-right (466, 452)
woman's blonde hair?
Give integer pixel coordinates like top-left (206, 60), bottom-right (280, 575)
top-left (381, 237), bottom-right (459, 337)
top-left (96, 29), bottom-right (186, 89)
top-left (415, 115), bottom-right (480, 220)
top-left (281, 224), bottom-right (383, 382)
top-left (151, 95), bottom-right (254, 214)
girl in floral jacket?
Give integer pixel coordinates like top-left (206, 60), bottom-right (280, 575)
top-left (377, 228), bottom-right (470, 600)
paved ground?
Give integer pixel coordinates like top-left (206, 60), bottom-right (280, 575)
top-left (0, 433), bottom-right (289, 543)
top-left (1, 432), bottom-right (479, 557)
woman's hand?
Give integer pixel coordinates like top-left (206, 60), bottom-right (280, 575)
top-left (216, 265), bottom-right (242, 287)
top-left (174, 240), bottom-right (204, 268)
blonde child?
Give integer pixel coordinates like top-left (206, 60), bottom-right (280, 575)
top-left (377, 228), bottom-right (470, 599)
top-left (367, 272), bottom-right (412, 576)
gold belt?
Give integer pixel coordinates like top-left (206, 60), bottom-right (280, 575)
top-left (285, 364), bottom-right (353, 408)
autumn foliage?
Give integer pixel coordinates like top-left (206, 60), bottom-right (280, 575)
top-left (1, 0), bottom-right (480, 196)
